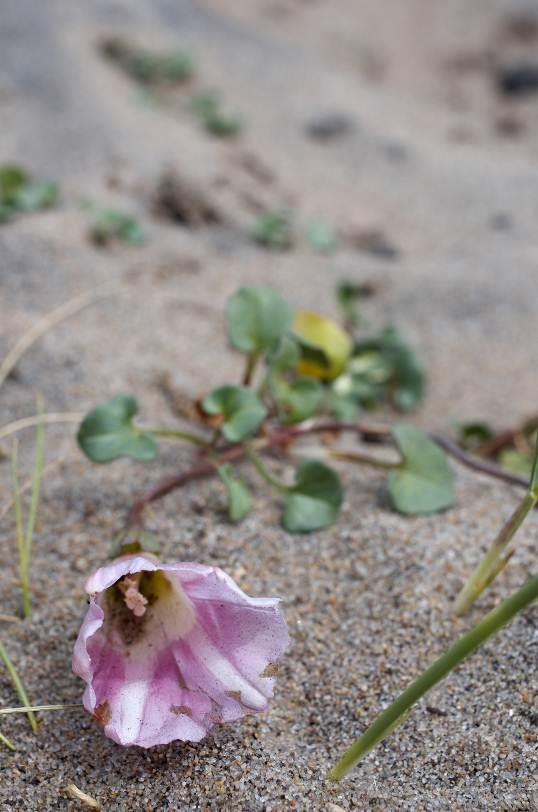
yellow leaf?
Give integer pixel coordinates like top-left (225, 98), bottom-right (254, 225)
top-left (293, 311), bottom-right (352, 380)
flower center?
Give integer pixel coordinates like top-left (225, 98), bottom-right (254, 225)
top-left (117, 575), bottom-right (148, 617)
top-left (104, 569), bottom-right (195, 649)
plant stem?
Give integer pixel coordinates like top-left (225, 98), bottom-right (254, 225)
top-left (530, 435), bottom-right (538, 493)
top-left (430, 434), bottom-right (528, 490)
top-left (245, 445), bottom-right (289, 492)
top-left (242, 351), bottom-right (261, 386)
top-left (125, 419), bottom-right (532, 527)
top-left (144, 427), bottom-right (210, 448)
top-left (454, 492), bottom-right (536, 615)
top-left (329, 449), bottom-right (400, 471)
top-left (0, 641), bottom-right (37, 732)
top-left (329, 574), bottom-right (538, 781)
top-left (125, 443), bottom-right (249, 527)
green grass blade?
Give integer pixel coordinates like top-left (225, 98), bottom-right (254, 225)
top-left (0, 730), bottom-right (16, 751)
top-left (10, 442), bottom-right (28, 613)
top-left (0, 641), bottom-right (37, 732)
top-left (24, 404), bottom-right (45, 560)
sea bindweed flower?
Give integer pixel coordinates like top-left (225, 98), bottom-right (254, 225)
top-left (72, 554), bottom-right (289, 747)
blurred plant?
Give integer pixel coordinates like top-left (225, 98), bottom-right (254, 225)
top-left (190, 91), bottom-right (242, 138)
top-left (0, 165), bottom-right (58, 224)
top-left (252, 210), bottom-right (294, 251)
top-left (83, 203), bottom-right (146, 246)
top-left (304, 221), bottom-right (339, 254)
top-left (100, 37), bottom-right (193, 86)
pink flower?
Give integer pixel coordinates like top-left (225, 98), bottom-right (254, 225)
top-left (72, 554), bottom-right (289, 747)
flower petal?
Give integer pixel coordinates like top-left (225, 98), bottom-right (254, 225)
top-left (73, 556), bottom-right (289, 748)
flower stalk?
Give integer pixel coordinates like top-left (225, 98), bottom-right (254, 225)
top-left (329, 573), bottom-right (538, 781)
top-left (242, 350), bottom-right (261, 386)
top-left (454, 435), bottom-right (538, 616)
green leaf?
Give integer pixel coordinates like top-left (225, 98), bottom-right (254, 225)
top-left (388, 424), bottom-right (454, 514)
top-left (273, 377), bottom-right (324, 424)
top-left (225, 286), bottom-right (293, 354)
top-left (0, 166), bottom-right (58, 218)
top-left (190, 92), bottom-right (242, 138)
top-left (77, 394), bottom-right (157, 463)
top-left (0, 165), bottom-right (27, 203)
top-left (267, 335), bottom-right (301, 373)
top-left (283, 460), bottom-right (343, 532)
top-left (353, 326), bottom-right (425, 411)
top-left (0, 203), bottom-right (16, 223)
top-left (205, 113), bottom-right (242, 138)
top-left (336, 281), bottom-right (363, 327)
top-left (499, 449), bottom-right (533, 477)
top-left (101, 38), bottom-right (193, 85)
top-left (252, 210), bottom-right (294, 250)
top-left (456, 421), bottom-right (495, 451)
top-left (202, 385), bottom-right (267, 442)
top-left (217, 463), bottom-right (252, 522)
top-left (327, 390), bottom-right (360, 420)
top-left (305, 221), bottom-right (339, 253)
top-left (16, 181), bottom-right (58, 211)
top-left (90, 208), bottom-right (146, 245)
top-left (159, 51), bottom-right (193, 82)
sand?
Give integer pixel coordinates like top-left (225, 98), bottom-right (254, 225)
top-left (0, 1), bottom-right (537, 809)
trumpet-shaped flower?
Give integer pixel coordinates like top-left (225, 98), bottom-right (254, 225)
top-left (72, 554), bottom-right (289, 747)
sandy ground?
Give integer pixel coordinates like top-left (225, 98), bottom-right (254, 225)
top-left (0, 0), bottom-right (537, 809)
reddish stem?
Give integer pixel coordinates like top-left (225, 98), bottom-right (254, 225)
top-left (126, 420), bottom-right (529, 527)
top-left (126, 445), bottom-right (246, 527)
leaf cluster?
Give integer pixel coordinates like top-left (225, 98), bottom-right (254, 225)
top-left (0, 165), bottom-right (58, 224)
top-left (190, 92), bottom-right (242, 138)
top-left (77, 285), bottom-right (453, 532)
top-left (100, 38), bottom-right (193, 85)
top-left (86, 205), bottom-right (146, 246)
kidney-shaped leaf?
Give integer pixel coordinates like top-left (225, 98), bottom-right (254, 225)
top-left (202, 385), bottom-right (267, 442)
top-left (77, 394), bottom-right (157, 463)
top-left (283, 459), bottom-right (343, 532)
top-left (225, 286), bottom-right (292, 354)
top-left (388, 424), bottom-right (454, 514)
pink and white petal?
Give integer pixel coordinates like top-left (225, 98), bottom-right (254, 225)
top-left (117, 646), bottom-right (211, 747)
top-left (171, 568), bottom-right (290, 719)
top-left (72, 600), bottom-right (105, 708)
top-left (84, 553), bottom-right (161, 595)
top-left (74, 558), bottom-right (289, 747)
